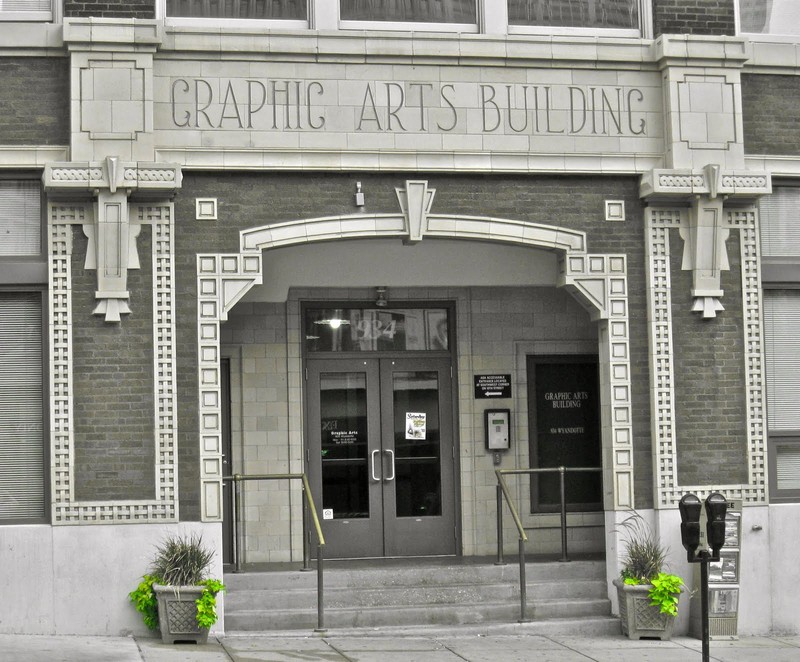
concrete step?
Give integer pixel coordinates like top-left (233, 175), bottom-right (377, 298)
top-left (223, 558), bottom-right (612, 633)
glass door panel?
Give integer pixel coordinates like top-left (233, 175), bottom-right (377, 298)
top-left (391, 371), bottom-right (442, 518)
top-left (319, 371), bottom-right (369, 519)
top-left (382, 358), bottom-right (455, 557)
top-left (307, 357), bottom-right (456, 558)
top-left (306, 359), bottom-right (382, 558)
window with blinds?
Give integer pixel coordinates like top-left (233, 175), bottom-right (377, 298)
top-left (0, 292), bottom-right (46, 521)
top-left (764, 292), bottom-right (800, 431)
top-left (761, 184), bottom-right (800, 501)
top-left (758, 187), bottom-right (800, 259)
top-left (0, 0), bottom-right (52, 20)
top-left (0, 180), bottom-right (41, 257)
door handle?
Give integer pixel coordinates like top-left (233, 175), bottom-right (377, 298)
top-left (384, 449), bottom-right (395, 482)
top-left (371, 450), bottom-right (380, 481)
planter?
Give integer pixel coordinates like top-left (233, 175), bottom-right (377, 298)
top-left (613, 578), bottom-right (677, 641)
top-left (153, 584), bottom-right (209, 644)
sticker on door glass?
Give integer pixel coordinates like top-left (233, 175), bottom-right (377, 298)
top-left (406, 412), bottom-right (427, 440)
top-left (323, 509), bottom-right (334, 520)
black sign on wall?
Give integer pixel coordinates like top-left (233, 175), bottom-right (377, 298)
top-left (527, 356), bottom-right (601, 512)
top-left (474, 374), bottom-right (512, 399)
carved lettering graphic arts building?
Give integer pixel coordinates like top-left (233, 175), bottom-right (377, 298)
top-left (2, 0), bottom-right (800, 638)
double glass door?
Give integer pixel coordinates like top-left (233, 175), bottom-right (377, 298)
top-left (306, 357), bottom-right (455, 558)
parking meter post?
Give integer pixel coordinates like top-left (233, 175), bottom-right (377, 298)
top-left (679, 492), bottom-right (728, 662)
top-left (700, 550), bottom-right (710, 662)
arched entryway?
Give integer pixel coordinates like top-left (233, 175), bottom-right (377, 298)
top-left (196, 180), bottom-right (634, 565)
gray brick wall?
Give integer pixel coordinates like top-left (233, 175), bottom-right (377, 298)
top-left (71, 226), bottom-right (157, 501)
top-left (742, 74), bottom-right (800, 156)
top-left (0, 58), bottom-right (69, 146)
top-left (653, 0), bottom-right (736, 36)
top-left (669, 230), bottom-right (748, 487)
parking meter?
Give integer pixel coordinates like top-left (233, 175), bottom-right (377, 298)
top-left (679, 493), bottom-right (702, 561)
top-left (705, 492), bottom-right (728, 559)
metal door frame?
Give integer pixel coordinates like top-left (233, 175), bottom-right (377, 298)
top-left (305, 354), bottom-right (458, 558)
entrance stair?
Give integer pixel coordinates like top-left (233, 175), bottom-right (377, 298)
top-left (223, 556), bottom-right (618, 634)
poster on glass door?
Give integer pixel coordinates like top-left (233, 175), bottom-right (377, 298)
top-left (406, 412), bottom-right (427, 440)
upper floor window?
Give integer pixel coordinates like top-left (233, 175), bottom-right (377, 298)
top-left (163, 0), bottom-right (648, 34)
top-left (739, 0), bottom-right (800, 36)
top-left (0, 181), bottom-right (41, 257)
top-left (0, 0), bottom-right (52, 21)
top-left (508, 0), bottom-right (639, 30)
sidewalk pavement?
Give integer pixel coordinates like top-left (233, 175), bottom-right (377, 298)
top-left (2, 629), bottom-right (800, 662)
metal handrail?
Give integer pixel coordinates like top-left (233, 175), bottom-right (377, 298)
top-left (495, 466), bottom-right (602, 622)
top-left (222, 472), bottom-right (327, 631)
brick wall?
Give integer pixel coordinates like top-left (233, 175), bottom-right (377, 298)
top-left (64, 0), bottom-right (154, 19)
top-left (742, 74), bottom-right (800, 156)
top-left (653, 0), bottom-right (736, 36)
top-left (0, 58), bottom-right (69, 146)
top-left (669, 231), bottom-right (748, 486)
top-left (71, 226), bottom-right (157, 501)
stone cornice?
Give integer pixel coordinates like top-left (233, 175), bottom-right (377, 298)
top-left (162, 27), bottom-right (656, 68)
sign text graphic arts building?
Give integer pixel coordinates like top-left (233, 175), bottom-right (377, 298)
top-left (155, 63), bottom-right (663, 154)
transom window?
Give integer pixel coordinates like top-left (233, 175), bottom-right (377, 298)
top-left (739, 0), bottom-right (800, 36)
top-left (305, 307), bottom-right (450, 353)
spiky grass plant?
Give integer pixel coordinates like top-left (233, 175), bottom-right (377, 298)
top-left (617, 512), bottom-right (667, 584)
top-left (150, 533), bottom-right (214, 586)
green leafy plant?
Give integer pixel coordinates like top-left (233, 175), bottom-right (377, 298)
top-left (616, 512), bottom-right (684, 616)
top-left (129, 574), bottom-right (159, 630)
top-left (129, 534), bottom-right (225, 630)
top-left (647, 572), bottom-right (684, 616)
top-left (196, 578), bottom-right (225, 629)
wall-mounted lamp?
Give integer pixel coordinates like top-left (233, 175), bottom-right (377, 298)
top-left (355, 181), bottom-right (365, 207)
top-left (375, 286), bottom-right (388, 307)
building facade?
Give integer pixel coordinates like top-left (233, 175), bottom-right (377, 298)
top-left (1, 0), bottom-right (799, 636)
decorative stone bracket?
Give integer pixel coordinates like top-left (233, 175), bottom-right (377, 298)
top-left (44, 157), bottom-right (182, 322)
top-left (640, 165), bottom-right (771, 318)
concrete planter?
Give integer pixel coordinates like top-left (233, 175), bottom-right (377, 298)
top-left (153, 584), bottom-right (209, 644)
top-left (613, 578), bottom-right (677, 641)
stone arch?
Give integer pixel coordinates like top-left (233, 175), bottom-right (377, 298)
top-left (196, 181), bottom-right (634, 525)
